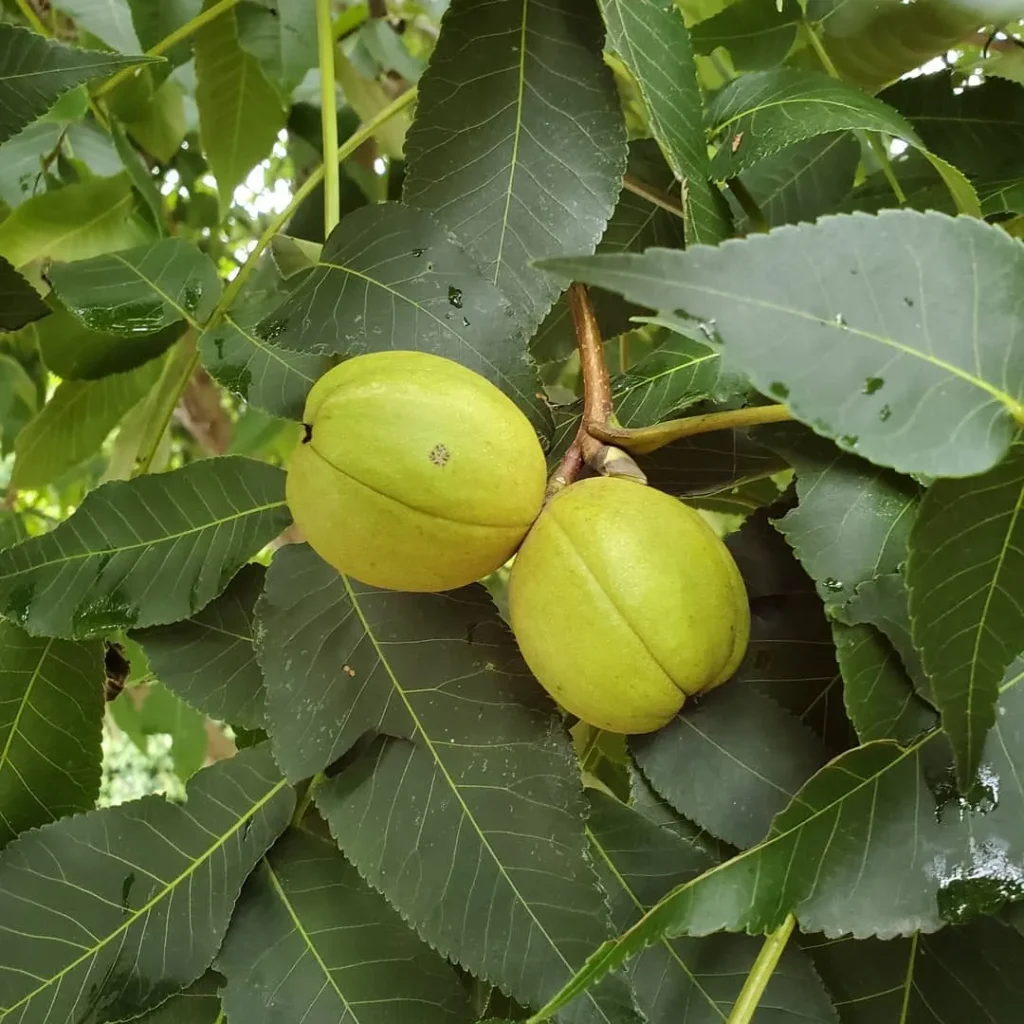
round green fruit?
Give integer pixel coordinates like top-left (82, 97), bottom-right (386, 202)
top-left (287, 351), bottom-right (547, 592)
top-left (508, 477), bottom-right (750, 734)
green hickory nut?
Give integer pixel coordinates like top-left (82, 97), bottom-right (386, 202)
top-left (509, 477), bottom-right (750, 734)
top-left (286, 350), bottom-right (547, 592)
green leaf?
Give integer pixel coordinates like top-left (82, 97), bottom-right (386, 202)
top-left (806, 916), bottom-right (1024, 1022)
top-left (706, 69), bottom-right (919, 180)
top-left (908, 440), bottom-right (1024, 789)
top-left (404, 0), bottom-right (627, 333)
top-left (731, 132), bottom-right (860, 231)
top-left (810, 0), bottom-right (1023, 91)
top-left (134, 562), bottom-right (266, 729)
top-left (217, 828), bottom-right (475, 1024)
top-left (0, 120), bottom-right (121, 209)
top-left (0, 255), bottom-right (49, 331)
top-left (642, 431), bottom-right (786, 512)
top-left (268, 203), bottom-right (552, 435)
top-left (539, 658), bottom-right (1024, 1017)
top-left (633, 684), bottom-right (827, 849)
top-left (11, 355), bottom-right (164, 490)
top-left (0, 456), bottom-right (290, 638)
top-left (128, 970), bottom-right (222, 1024)
top-left (841, 572), bottom-right (929, 699)
top-left (0, 173), bottom-right (143, 270)
top-left (531, 141), bottom-right (685, 376)
top-left (129, 970), bottom-right (222, 1024)
top-left (0, 353), bottom-right (38, 457)
top-left (49, 239), bottom-right (221, 334)
top-left (762, 423), bottom-right (921, 611)
top-left (236, 0), bottom-right (317, 92)
top-left (0, 24), bottom-right (155, 146)
top-left (598, 0), bottom-right (729, 245)
top-left (727, 510), bottom-right (852, 752)
top-left (35, 301), bottom-right (183, 380)
top-left (691, 0), bottom-right (801, 70)
top-left (0, 512), bottom-right (27, 552)
top-left (258, 544), bottom-right (641, 1023)
top-left (544, 210), bottom-right (1024, 478)
top-left (126, 0), bottom-right (200, 71)
top-left (587, 792), bottom-right (839, 1024)
top-left (0, 622), bottom-right (104, 847)
top-left (110, 117), bottom-right (166, 232)
top-left (110, 681), bottom-right (209, 782)
top-left (194, 2), bottom-right (287, 210)
top-left (200, 254), bottom-right (326, 421)
top-left (0, 744), bottom-right (293, 1023)
top-left (55, 0), bottom-right (140, 54)
top-left (832, 621), bottom-right (936, 745)
top-left (611, 332), bottom-right (735, 427)
top-left (705, 68), bottom-right (978, 216)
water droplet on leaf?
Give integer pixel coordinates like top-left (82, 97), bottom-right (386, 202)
top-left (769, 381), bottom-right (790, 399)
top-left (862, 376), bottom-right (884, 394)
top-left (447, 286), bottom-right (464, 309)
top-left (822, 577), bottom-right (844, 592)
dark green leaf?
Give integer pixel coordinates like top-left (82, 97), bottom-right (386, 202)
top-left (258, 544), bottom-right (641, 1023)
top-left (642, 430), bottom-right (785, 505)
top-left (633, 684), bottom-right (827, 849)
top-left (0, 744), bottom-right (292, 1024)
top-left (0, 24), bottom-right (156, 146)
top-left (404, 0), bottom-right (626, 333)
top-left (35, 302), bottom-right (183, 380)
top-left (706, 69), bottom-right (919, 179)
top-left (731, 132), bottom-right (860, 231)
top-left (110, 118), bottom-right (166, 234)
top-left (268, 203), bottom-right (552, 435)
top-left (832, 621), bottom-right (936, 745)
top-left (0, 621), bottom-right (104, 847)
top-left (588, 792), bottom-right (838, 1024)
top-left (531, 141), bottom-right (685, 376)
top-left (237, 0), bottom-right (317, 92)
top-left (841, 572), bottom-right (929, 700)
top-left (110, 682), bottom-right (209, 782)
top-left (128, 970), bottom-right (222, 1024)
top-left (545, 210), bottom-right (1024, 478)
top-left (691, 0), bottom-right (801, 70)
top-left (194, 3), bottom-right (286, 209)
top-left (0, 512), bottom-right (26, 552)
top-left (882, 72), bottom-right (1024, 186)
top-left (806, 916), bottom-right (1024, 1022)
top-left (762, 423), bottom-right (921, 611)
top-left (134, 563), bottom-right (266, 729)
top-left (49, 239), bottom-right (222, 335)
top-left (217, 828), bottom-right (475, 1024)
top-left (0, 256), bottom-right (48, 331)
top-left (200, 255), bottom-right (327, 421)
top-left (598, 0), bottom-right (728, 244)
top-left (11, 355), bottom-right (164, 490)
top-left (809, 0), bottom-right (1022, 90)
top-left (0, 456), bottom-right (290, 638)
top-left (908, 440), bottom-right (1024, 789)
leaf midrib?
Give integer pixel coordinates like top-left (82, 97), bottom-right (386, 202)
top-left (0, 500), bottom-right (286, 581)
top-left (3, 775), bottom-right (290, 1016)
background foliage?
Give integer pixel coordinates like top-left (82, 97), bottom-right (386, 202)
top-left (1, 1), bottom-right (1024, 1022)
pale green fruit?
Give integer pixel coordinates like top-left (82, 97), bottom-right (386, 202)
top-left (508, 477), bottom-right (750, 734)
top-left (287, 351), bottom-right (547, 592)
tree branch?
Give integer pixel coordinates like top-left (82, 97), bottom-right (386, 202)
top-left (623, 173), bottom-right (685, 220)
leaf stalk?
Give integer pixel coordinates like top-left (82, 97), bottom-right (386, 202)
top-left (316, 0), bottom-right (341, 236)
top-left (725, 914), bottom-right (796, 1024)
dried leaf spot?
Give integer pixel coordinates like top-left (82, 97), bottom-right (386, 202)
top-left (429, 443), bottom-right (451, 467)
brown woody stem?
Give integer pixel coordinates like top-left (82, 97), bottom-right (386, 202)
top-left (590, 404), bottom-right (794, 455)
top-left (548, 285), bottom-right (645, 497)
top-left (623, 174), bottom-right (685, 220)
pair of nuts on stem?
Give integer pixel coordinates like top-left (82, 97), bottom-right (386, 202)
top-left (287, 351), bottom-right (750, 734)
